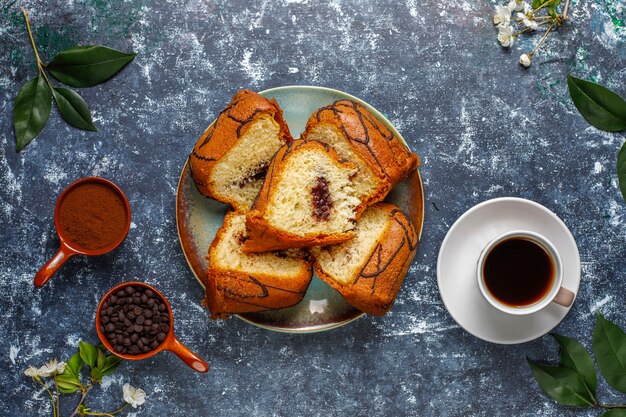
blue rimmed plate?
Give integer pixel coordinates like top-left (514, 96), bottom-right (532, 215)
top-left (176, 86), bottom-right (424, 333)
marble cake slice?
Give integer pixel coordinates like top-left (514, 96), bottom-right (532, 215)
top-left (302, 99), bottom-right (419, 212)
top-left (205, 211), bottom-right (312, 319)
top-left (189, 90), bottom-right (293, 213)
top-left (243, 140), bottom-right (361, 253)
top-left (311, 202), bottom-right (418, 316)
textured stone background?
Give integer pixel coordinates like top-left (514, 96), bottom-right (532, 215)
top-left (1, 0), bottom-right (625, 416)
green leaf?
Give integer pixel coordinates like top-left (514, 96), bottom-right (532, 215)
top-left (63, 352), bottom-right (84, 378)
top-left (79, 341), bottom-right (97, 369)
top-left (527, 358), bottom-right (595, 406)
top-left (47, 45), bottom-right (136, 88)
top-left (593, 313), bottom-right (626, 392)
top-left (52, 87), bottom-right (97, 131)
top-left (13, 75), bottom-right (52, 152)
top-left (618, 141), bottom-right (626, 203)
top-left (56, 373), bottom-right (81, 394)
top-left (532, 0), bottom-right (542, 8)
top-left (600, 410), bottom-right (626, 417)
top-left (90, 367), bottom-right (103, 383)
top-left (567, 75), bottom-right (626, 132)
top-left (96, 349), bottom-right (106, 369)
top-left (552, 333), bottom-right (597, 395)
top-left (100, 355), bottom-right (122, 377)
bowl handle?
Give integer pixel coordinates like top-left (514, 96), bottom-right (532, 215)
top-left (167, 336), bottom-right (209, 373)
top-left (34, 243), bottom-right (76, 288)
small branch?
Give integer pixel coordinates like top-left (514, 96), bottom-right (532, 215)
top-left (562, 0), bottom-right (571, 19)
top-left (21, 8), bottom-right (43, 70)
top-left (21, 8), bottom-right (55, 91)
top-left (600, 404), bottom-right (626, 409)
top-left (529, 21), bottom-right (557, 56)
top-left (69, 385), bottom-right (92, 417)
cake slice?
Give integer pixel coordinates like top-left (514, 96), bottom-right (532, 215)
top-left (302, 99), bottom-right (419, 211)
top-left (243, 140), bottom-right (361, 253)
top-left (205, 212), bottom-right (312, 319)
top-left (190, 90), bottom-right (293, 212)
top-left (310, 203), bottom-right (419, 316)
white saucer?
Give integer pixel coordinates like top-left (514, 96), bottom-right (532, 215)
top-left (437, 197), bottom-right (581, 344)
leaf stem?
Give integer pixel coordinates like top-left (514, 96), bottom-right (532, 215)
top-left (85, 403), bottom-right (129, 416)
top-left (69, 384), bottom-right (92, 417)
top-left (533, 0), bottom-right (552, 13)
top-left (54, 377), bottom-right (61, 417)
top-left (36, 379), bottom-right (57, 417)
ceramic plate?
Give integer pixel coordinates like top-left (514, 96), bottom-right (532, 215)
top-left (177, 86), bottom-right (424, 333)
top-left (437, 197), bottom-right (581, 344)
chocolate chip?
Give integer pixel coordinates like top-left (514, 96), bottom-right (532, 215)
top-left (157, 332), bottom-right (166, 342)
top-left (106, 323), bottom-right (115, 332)
top-left (129, 345), bottom-right (140, 354)
top-left (136, 315), bottom-right (145, 325)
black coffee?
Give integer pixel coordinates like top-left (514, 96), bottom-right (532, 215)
top-left (483, 237), bottom-right (555, 307)
top-left (100, 285), bottom-right (170, 355)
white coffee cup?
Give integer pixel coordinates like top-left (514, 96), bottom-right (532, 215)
top-left (476, 230), bottom-right (575, 315)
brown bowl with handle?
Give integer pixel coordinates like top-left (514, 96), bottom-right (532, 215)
top-left (96, 281), bottom-right (209, 373)
top-left (34, 176), bottom-right (131, 288)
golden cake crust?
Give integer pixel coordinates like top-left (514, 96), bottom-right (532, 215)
top-left (189, 90), bottom-right (293, 212)
top-left (313, 203), bottom-right (419, 316)
top-left (302, 99), bottom-right (420, 209)
top-left (205, 212), bottom-right (312, 319)
top-left (243, 140), bottom-right (358, 253)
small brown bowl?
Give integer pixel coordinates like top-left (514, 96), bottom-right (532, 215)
top-left (96, 281), bottom-right (209, 373)
top-left (34, 176), bottom-right (131, 288)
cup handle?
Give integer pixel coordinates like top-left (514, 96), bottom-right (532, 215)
top-left (34, 243), bottom-right (75, 288)
top-left (166, 336), bottom-right (209, 373)
top-left (552, 287), bottom-right (575, 308)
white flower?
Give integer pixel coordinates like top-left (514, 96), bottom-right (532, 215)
top-left (24, 366), bottom-right (40, 378)
top-left (508, 0), bottom-right (526, 12)
top-left (517, 12), bottom-right (538, 29)
top-left (523, 2), bottom-right (533, 13)
top-left (497, 25), bottom-right (515, 47)
top-left (39, 360), bottom-right (66, 377)
top-left (25, 360), bottom-right (66, 378)
top-left (493, 5), bottom-right (512, 26)
top-left (123, 383), bottom-right (146, 408)
top-left (519, 54), bottom-right (532, 67)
